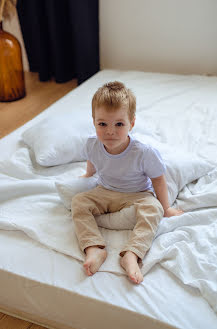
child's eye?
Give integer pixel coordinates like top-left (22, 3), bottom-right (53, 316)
top-left (116, 122), bottom-right (124, 127)
top-left (98, 122), bottom-right (107, 127)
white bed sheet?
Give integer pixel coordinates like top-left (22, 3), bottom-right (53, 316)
top-left (0, 70), bottom-right (217, 329)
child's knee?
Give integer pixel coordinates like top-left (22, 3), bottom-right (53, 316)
top-left (154, 200), bottom-right (164, 217)
top-left (137, 199), bottom-right (164, 219)
top-left (145, 194), bottom-right (164, 217)
top-left (71, 191), bottom-right (89, 208)
top-left (148, 201), bottom-right (164, 219)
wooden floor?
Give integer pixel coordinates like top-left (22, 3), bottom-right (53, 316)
top-left (0, 311), bottom-right (44, 329)
top-left (0, 72), bottom-right (77, 328)
top-left (0, 72), bottom-right (77, 139)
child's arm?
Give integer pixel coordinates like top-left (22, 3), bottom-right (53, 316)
top-left (80, 160), bottom-right (96, 178)
top-left (151, 174), bottom-right (184, 217)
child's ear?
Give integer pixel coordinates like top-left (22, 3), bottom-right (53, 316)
top-left (130, 116), bottom-right (136, 130)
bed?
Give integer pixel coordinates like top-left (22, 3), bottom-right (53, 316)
top-left (0, 69), bottom-right (217, 329)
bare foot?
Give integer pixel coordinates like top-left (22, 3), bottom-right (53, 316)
top-left (83, 246), bottom-right (107, 276)
top-left (120, 251), bottom-right (143, 284)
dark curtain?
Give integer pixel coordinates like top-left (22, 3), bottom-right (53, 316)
top-left (16, 0), bottom-right (99, 85)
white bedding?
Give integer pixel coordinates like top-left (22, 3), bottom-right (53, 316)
top-left (0, 149), bottom-right (216, 312)
top-left (0, 70), bottom-right (217, 329)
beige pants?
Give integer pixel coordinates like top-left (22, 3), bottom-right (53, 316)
top-left (71, 185), bottom-right (164, 260)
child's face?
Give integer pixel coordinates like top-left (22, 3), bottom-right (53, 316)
top-left (94, 106), bottom-right (135, 154)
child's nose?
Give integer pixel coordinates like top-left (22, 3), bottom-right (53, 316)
top-left (106, 126), bottom-right (115, 134)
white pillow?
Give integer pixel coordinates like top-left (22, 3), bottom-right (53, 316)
top-left (133, 133), bottom-right (213, 205)
top-left (96, 206), bottom-right (136, 230)
top-left (22, 112), bottom-right (95, 166)
top-left (55, 176), bottom-right (98, 210)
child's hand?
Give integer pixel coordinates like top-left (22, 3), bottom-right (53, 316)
top-left (164, 207), bottom-right (184, 218)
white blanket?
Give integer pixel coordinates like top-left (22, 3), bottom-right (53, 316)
top-left (0, 146), bottom-right (217, 313)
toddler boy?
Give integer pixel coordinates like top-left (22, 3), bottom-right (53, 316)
top-left (71, 81), bottom-right (183, 284)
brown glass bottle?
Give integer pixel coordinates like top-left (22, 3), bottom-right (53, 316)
top-left (0, 21), bottom-right (26, 102)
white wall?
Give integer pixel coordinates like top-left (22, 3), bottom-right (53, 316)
top-left (100, 0), bottom-right (217, 75)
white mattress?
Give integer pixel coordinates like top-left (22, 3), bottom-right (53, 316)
top-left (0, 70), bottom-right (217, 329)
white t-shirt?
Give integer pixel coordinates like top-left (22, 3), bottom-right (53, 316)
top-left (82, 134), bottom-right (166, 193)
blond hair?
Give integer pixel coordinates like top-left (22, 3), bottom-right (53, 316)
top-left (92, 81), bottom-right (136, 122)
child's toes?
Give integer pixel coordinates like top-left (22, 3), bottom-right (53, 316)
top-left (137, 273), bottom-right (143, 284)
top-left (130, 274), bottom-right (138, 284)
top-left (83, 262), bottom-right (93, 276)
top-left (130, 272), bottom-right (143, 284)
